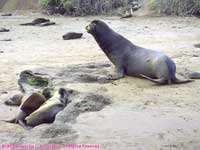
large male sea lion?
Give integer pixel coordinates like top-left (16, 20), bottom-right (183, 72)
top-left (86, 20), bottom-right (192, 84)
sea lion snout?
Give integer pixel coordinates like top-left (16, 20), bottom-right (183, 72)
top-left (86, 22), bottom-right (96, 33)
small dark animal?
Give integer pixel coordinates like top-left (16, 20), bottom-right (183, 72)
top-left (194, 44), bottom-right (200, 49)
top-left (20, 18), bottom-right (50, 26)
top-left (1, 13), bottom-right (12, 16)
top-left (0, 39), bottom-right (12, 41)
top-left (63, 32), bottom-right (83, 40)
top-left (0, 28), bottom-right (9, 32)
top-left (86, 20), bottom-right (193, 85)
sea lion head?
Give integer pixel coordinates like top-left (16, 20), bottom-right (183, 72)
top-left (86, 20), bottom-right (109, 35)
top-left (58, 88), bottom-right (72, 106)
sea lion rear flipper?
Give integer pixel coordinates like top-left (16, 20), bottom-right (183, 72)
top-left (140, 74), bottom-right (167, 85)
top-left (18, 120), bottom-right (31, 130)
top-left (20, 23), bottom-right (34, 26)
top-left (173, 77), bottom-right (194, 84)
top-left (1, 118), bottom-right (17, 123)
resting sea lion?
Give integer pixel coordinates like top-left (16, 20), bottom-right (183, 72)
top-left (0, 28), bottom-right (10, 32)
top-left (86, 20), bottom-right (192, 84)
top-left (20, 18), bottom-right (50, 26)
top-left (63, 32), bottom-right (83, 40)
top-left (4, 92), bottom-right (47, 127)
top-left (25, 88), bottom-right (70, 127)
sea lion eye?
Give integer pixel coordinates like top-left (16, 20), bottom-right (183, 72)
top-left (92, 23), bottom-right (96, 27)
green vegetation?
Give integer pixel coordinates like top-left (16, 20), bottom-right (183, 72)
top-left (39, 0), bottom-right (200, 16)
top-left (27, 76), bottom-right (49, 87)
top-left (39, 0), bottom-right (126, 15)
top-left (150, 0), bottom-right (200, 16)
top-left (42, 87), bottom-right (56, 99)
top-left (39, 0), bottom-right (60, 7)
top-left (39, 0), bottom-right (49, 7)
top-left (62, 0), bottom-right (74, 9)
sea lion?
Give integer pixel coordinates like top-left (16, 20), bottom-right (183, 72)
top-left (25, 88), bottom-right (71, 127)
top-left (1, 13), bottom-right (12, 16)
top-left (39, 21), bottom-right (56, 27)
top-left (0, 28), bottom-right (10, 32)
top-left (63, 32), bottom-right (83, 40)
top-left (20, 18), bottom-right (50, 26)
top-left (86, 20), bottom-right (193, 84)
top-left (4, 92), bottom-right (47, 127)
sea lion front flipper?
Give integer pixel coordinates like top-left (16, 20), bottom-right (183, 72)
top-left (107, 66), bottom-right (124, 80)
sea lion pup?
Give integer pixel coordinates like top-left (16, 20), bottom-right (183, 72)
top-left (25, 88), bottom-right (70, 127)
top-left (4, 92), bottom-right (47, 127)
top-left (86, 20), bottom-right (193, 85)
top-left (20, 18), bottom-right (50, 26)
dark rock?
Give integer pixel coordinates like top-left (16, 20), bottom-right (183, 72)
top-left (192, 54), bottom-right (199, 57)
top-left (63, 32), bottom-right (83, 40)
top-left (1, 13), bottom-right (12, 16)
top-left (187, 72), bottom-right (200, 79)
top-left (0, 39), bottom-right (12, 41)
top-left (0, 28), bottom-right (10, 32)
top-left (5, 93), bottom-right (24, 106)
top-left (194, 44), bottom-right (200, 49)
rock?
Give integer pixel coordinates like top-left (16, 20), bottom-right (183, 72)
top-left (0, 28), bottom-right (10, 32)
top-left (0, 39), bottom-right (12, 41)
top-left (18, 70), bottom-right (50, 93)
top-left (1, 13), bottom-right (12, 16)
top-left (63, 32), bottom-right (83, 40)
top-left (56, 93), bottom-right (111, 123)
top-left (194, 44), bottom-right (200, 49)
top-left (121, 11), bottom-right (133, 19)
top-left (187, 71), bottom-right (200, 79)
top-left (39, 22), bottom-right (56, 27)
top-left (5, 93), bottom-right (24, 106)
top-left (0, 51), bottom-right (4, 53)
top-left (192, 54), bottom-right (199, 57)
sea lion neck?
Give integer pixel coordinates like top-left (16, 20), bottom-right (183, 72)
top-left (92, 27), bottom-right (123, 54)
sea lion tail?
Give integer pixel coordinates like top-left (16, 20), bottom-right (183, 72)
top-left (140, 74), bottom-right (166, 85)
top-left (165, 57), bottom-right (194, 84)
